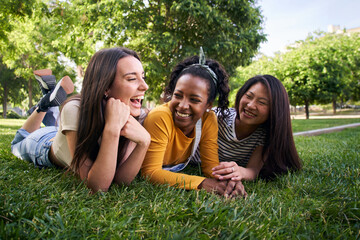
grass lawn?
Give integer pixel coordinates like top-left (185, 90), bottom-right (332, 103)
top-left (0, 119), bottom-right (359, 239)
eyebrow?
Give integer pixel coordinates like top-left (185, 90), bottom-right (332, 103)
top-left (247, 90), bottom-right (269, 101)
top-left (175, 89), bottom-right (203, 99)
top-left (123, 72), bottom-right (144, 77)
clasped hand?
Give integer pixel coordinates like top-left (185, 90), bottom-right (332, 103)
top-left (199, 178), bottom-right (247, 198)
top-left (104, 98), bottom-right (150, 145)
top-left (212, 161), bottom-right (244, 181)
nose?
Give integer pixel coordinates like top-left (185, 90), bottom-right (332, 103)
top-left (247, 100), bottom-right (256, 109)
top-left (178, 98), bottom-right (189, 109)
top-left (139, 78), bottom-right (149, 91)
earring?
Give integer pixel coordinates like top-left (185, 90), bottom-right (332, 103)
top-left (206, 109), bottom-right (210, 112)
top-left (104, 92), bottom-right (109, 99)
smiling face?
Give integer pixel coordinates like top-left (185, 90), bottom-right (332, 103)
top-left (107, 56), bottom-right (148, 117)
top-left (168, 74), bottom-right (212, 136)
top-left (238, 82), bottom-right (270, 128)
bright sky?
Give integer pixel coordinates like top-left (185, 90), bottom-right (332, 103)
top-left (258, 0), bottom-right (360, 56)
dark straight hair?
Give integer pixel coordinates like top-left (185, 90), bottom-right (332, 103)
top-left (235, 75), bottom-right (302, 179)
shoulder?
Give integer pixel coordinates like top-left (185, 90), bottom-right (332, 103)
top-left (61, 99), bottom-right (80, 117)
top-left (252, 126), bottom-right (267, 142)
top-left (255, 126), bottom-right (267, 136)
top-left (216, 108), bottom-right (236, 128)
top-left (146, 103), bottom-right (172, 122)
top-left (202, 109), bottom-right (217, 123)
top-left (201, 110), bottom-right (218, 136)
top-left (144, 103), bottom-right (173, 130)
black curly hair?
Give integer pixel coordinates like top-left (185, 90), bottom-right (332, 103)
top-left (164, 56), bottom-right (230, 118)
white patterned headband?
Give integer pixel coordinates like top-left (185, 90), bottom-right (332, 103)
top-left (181, 47), bottom-right (218, 87)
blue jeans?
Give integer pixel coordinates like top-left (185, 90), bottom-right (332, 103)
top-left (11, 127), bottom-right (58, 167)
top-left (11, 107), bottom-right (59, 168)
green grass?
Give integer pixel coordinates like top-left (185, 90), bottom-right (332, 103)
top-left (1, 119), bottom-right (359, 239)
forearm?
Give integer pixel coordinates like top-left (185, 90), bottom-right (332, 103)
top-left (237, 166), bottom-right (259, 181)
top-left (86, 127), bottom-right (119, 192)
top-left (115, 140), bottom-right (150, 185)
top-left (201, 157), bottom-right (219, 178)
top-left (142, 167), bottom-right (205, 190)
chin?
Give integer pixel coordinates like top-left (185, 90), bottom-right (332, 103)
top-left (130, 109), bottom-right (141, 117)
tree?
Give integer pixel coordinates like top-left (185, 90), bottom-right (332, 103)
top-left (49, 0), bottom-right (266, 101)
top-left (0, 59), bottom-right (27, 118)
top-left (0, 0), bottom-right (36, 41)
top-left (0, 1), bottom-right (76, 109)
top-left (281, 33), bottom-right (360, 117)
top-left (123, 0), bottom-right (266, 100)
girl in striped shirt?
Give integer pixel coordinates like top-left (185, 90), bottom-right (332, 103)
top-left (212, 75), bottom-right (302, 195)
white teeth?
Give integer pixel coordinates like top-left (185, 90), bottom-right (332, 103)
top-left (245, 110), bottom-right (256, 117)
top-left (177, 111), bottom-right (190, 117)
top-left (131, 96), bottom-right (144, 100)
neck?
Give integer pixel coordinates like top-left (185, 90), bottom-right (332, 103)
top-left (235, 118), bottom-right (259, 140)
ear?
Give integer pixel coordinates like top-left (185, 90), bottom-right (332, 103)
top-left (205, 102), bottom-right (213, 112)
top-left (104, 89), bottom-right (110, 99)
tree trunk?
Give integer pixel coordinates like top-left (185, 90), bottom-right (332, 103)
top-left (2, 81), bottom-right (7, 118)
top-left (332, 96), bottom-right (336, 114)
top-left (305, 99), bottom-right (310, 119)
top-left (28, 77), bottom-right (33, 108)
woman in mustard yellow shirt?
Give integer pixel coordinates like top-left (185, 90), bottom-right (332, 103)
top-left (141, 49), bottom-right (246, 196)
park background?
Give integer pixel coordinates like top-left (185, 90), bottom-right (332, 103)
top-left (1, 0), bottom-right (360, 118)
top-left (1, 0), bottom-right (359, 239)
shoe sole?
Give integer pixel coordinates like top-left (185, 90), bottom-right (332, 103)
top-left (49, 76), bottom-right (74, 103)
top-left (34, 69), bottom-right (52, 76)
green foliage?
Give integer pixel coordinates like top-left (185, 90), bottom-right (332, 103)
top-left (0, 0), bottom-right (77, 109)
top-left (0, 119), bottom-right (359, 238)
top-left (0, 0), bottom-right (36, 41)
top-left (43, 0), bottom-right (266, 101)
top-left (0, 59), bottom-right (28, 117)
top-left (1, 0), bottom-right (266, 104)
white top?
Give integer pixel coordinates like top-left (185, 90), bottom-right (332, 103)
top-left (52, 100), bottom-right (80, 167)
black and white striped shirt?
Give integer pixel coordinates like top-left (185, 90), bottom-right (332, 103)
top-left (190, 108), bottom-right (266, 167)
top-left (216, 108), bottom-right (266, 167)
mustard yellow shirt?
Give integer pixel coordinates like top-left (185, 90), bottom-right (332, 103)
top-left (141, 103), bottom-right (219, 189)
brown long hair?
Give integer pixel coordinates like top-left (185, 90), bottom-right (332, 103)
top-left (235, 75), bottom-right (302, 179)
top-left (71, 47), bottom-right (141, 173)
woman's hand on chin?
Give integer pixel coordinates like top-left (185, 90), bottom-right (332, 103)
top-left (104, 97), bottom-right (130, 135)
top-left (120, 116), bottom-right (150, 147)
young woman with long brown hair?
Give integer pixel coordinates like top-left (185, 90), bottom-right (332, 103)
top-left (11, 47), bottom-right (150, 193)
top-left (211, 75), bottom-right (302, 196)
